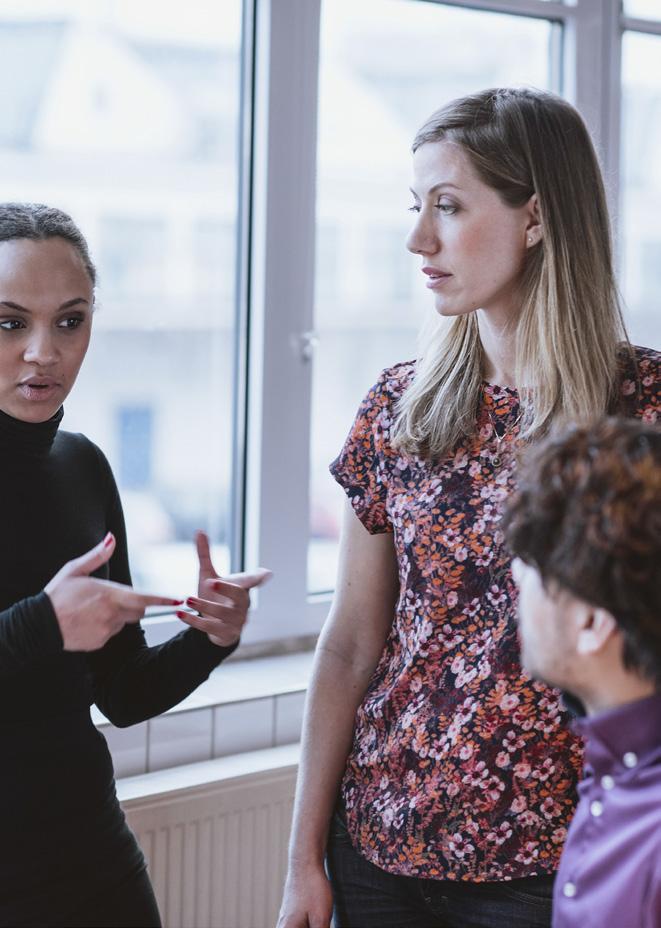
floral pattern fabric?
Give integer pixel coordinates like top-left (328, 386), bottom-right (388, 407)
top-left (330, 345), bottom-right (660, 882)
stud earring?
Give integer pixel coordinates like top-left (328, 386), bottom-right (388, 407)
top-left (528, 235), bottom-right (534, 245)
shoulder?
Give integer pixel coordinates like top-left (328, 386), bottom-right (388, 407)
top-left (619, 344), bottom-right (661, 418)
top-left (53, 431), bottom-right (115, 484)
top-left (364, 360), bottom-right (416, 410)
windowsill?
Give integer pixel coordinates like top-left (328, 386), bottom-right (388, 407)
top-left (91, 649), bottom-right (315, 726)
top-left (117, 743), bottom-right (300, 803)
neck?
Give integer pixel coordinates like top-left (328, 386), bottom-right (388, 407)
top-left (578, 670), bottom-right (656, 716)
top-left (477, 307), bottom-right (518, 387)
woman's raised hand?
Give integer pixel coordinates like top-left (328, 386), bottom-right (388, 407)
top-left (45, 533), bottom-right (182, 652)
top-left (175, 530), bottom-right (272, 647)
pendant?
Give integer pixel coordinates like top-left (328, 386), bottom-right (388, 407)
top-left (492, 454), bottom-right (502, 467)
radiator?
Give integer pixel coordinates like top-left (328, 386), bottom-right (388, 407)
top-left (119, 747), bottom-right (299, 928)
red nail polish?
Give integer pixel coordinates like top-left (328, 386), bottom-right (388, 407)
top-left (103, 533), bottom-right (114, 548)
top-left (186, 597), bottom-right (195, 606)
top-left (176, 611), bottom-right (187, 619)
top-left (171, 599), bottom-right (184, 605)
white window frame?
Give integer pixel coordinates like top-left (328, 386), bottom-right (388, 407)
top-left (148, 0), bottom-right (649, 651)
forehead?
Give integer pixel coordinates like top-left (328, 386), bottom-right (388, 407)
top-left (410, 139), bottom-right (484, 195)
top-left (0, 237), bottom-right (92, 301)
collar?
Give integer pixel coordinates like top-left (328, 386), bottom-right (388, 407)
top-left (0, 406), bottom-right (64, 459)
top-left (573, 691), bottom-right (661, 777)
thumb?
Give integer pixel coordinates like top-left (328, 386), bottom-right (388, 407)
top-left (68, 532), bottom-right (116, 577)
top-left (225, 567), bottom-right (273, 591)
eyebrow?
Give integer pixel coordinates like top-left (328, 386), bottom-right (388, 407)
top-left (0, 298), bottom-right (90, 313)
top-left (410, 182), bottom-right (462, 198)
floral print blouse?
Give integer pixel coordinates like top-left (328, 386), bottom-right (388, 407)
top-left (330, 345), bottom-right (660, 882)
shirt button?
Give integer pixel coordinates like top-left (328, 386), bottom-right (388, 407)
top-left (590, 800), bottom-right (604, 817)
top-left (601, 774), bottom-right (615, 790)
top-left (563, 881), bottom-right (577, 898)
top-left (623, 752), bottom-right (638, 768)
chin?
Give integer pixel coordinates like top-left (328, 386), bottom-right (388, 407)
top-left (7, 400), bottom-right (61, 424)
top-left (434, 302), bottom-right (476, 319)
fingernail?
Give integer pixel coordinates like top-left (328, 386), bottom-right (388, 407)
top-left (171, 599), bottom-right (184, 605)
top-left (103, 533), bottom-right (114, 548)
top-left (186, 597), bottom-right (196, 606)
top-left (176, 611), bottom-right (187, 619)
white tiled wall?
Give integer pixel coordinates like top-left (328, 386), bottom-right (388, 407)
top-left (274, 691), bottom-right (307, 746)
top-left (213, 697), bottom-right (275, 756)
top-left (98, 688), bottom-right (308, 777)
top-left (148, 707), bottom-right (214, 771)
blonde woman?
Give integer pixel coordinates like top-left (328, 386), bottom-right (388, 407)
top-left (278, 88), bottom-right (661, 928)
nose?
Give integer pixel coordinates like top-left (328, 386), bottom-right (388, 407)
top-left (23, 327), bottom-right (59, 367)
top-left (406, 209), bottom-right (440, 257)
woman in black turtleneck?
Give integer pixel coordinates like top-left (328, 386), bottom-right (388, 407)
top-left (0, 203), bottom-right (270, 927)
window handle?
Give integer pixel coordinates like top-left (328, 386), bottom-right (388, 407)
top-left (298, 330), bottom-right (319, 362)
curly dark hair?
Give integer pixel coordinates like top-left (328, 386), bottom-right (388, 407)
top-left (502, 417), bottom-right (661, 686)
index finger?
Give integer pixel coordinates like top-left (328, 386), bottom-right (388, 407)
top-left (120, 591), bottom-right (183, 611)
top-left (195, 530), bottom-right (217, 578)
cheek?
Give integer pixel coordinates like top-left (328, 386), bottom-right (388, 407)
top-left (457, 216), bottom-right (524, 278)
top-left (62, 329), bottom-right (92, 379)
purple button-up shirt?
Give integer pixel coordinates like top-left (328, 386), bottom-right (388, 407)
top-left (553, 692), bottom-right (661, 928)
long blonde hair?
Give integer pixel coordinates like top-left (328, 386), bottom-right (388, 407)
top-left (393, 88), bottom-right (631, 460)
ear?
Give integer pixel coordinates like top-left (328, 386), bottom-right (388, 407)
top-left (576, 606), bottom-right (619, 657)
top-left (524, 194), bottom-right (542, 248)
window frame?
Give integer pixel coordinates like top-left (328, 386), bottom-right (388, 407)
top-left (147, 0), bottom-right (646, 651)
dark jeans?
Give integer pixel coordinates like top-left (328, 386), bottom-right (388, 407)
top-left (326, 809), bottom-right (554, 928)
top-left (55, 866), bottom-right (162, 928)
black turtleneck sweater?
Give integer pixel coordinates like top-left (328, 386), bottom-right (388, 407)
top-left (0, 408), bottom-right (237, 925)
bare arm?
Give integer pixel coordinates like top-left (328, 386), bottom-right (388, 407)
top-left (278, 498), bottom-right (399, 928)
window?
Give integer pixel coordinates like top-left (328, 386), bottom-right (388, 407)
top-left (0, 0), bottom-right (657, 653)
top-left (309, 0), bottom-right (561, 593)
top-left (621, 30), bottom-right (661, 348)
top-left (0, 1), bottom-right (242, 596)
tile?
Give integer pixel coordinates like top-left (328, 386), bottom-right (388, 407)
top-left (99, 721), bottom-right (148, 778)
top-left (274, 690), bottom-right (307, 746)
top-left (213, 697), bottom-right (274, 757)
top-left (148, 708), bottom-right (213, 772)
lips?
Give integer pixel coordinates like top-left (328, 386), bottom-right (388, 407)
top-left (422, 266), bottom-right (452, 280)
top-left (422, 266), bottom-right (452, 290)
top-left (18, 377), bottom-right (62, 402)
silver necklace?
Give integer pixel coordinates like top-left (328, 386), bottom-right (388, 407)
top-left (488, 409), bottom-right (522, 467)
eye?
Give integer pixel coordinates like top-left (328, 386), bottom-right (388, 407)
top-left (435, 202), bottom-right (459, 215)
top-left (0, 318), bottom-right (25, 331)
top-left (57, 315), bottom-right (85, 330)
top-left (407, 204), bottom-right (421, 214)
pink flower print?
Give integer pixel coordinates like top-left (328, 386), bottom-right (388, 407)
top-left (510, 796), bottom-right (527, 813)
top-left (533, 758), bottom-right (556, 783)
top-left (448, 833), bottom-right (475, 861)
top-left (499, 693), bottom-right (520, 712)
top-left (496, 751), bottom-right (511, 769)
top-left (514, 762), bottom-right (532, 779)
top-left (622, 379), bottom-right (636, 396)
top-left (540, 797), bottom-right (561, 820)
top-left (515, 841), bottom-right (540, 866)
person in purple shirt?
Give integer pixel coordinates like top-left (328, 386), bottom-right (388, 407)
top-left (501, 417), bottom-right (661, 928)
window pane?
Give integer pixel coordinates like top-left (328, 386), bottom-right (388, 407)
top-left (621, 32), bottom-right (661, 350)
top-left (624, 0), bottom-right (661, 20)
top-left (309, 0), bottom-right (558, 593)
top-left (0, 1), bottom-right (242, 596)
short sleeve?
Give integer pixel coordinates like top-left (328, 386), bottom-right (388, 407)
top-left (620, 345), bottom-right (661, 422)
top-left (329, 369), bottom-right (397, 535)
